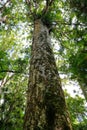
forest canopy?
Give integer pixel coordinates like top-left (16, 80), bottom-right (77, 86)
top-left (0, 0), bottom-right (87, 130)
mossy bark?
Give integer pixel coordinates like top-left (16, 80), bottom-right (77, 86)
top-left (23, 19), bottom-right (72, 130)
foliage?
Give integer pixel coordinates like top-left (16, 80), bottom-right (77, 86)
top-left (65, 92), bottom-right (87, 130)
top-left (0, 50), bottom-right (9, 79)
top-left (0, 0), bottom-right (87, 129)
top-left (0, 74), bottom-right (28, 130)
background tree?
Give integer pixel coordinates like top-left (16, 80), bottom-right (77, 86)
top-left (59, 0), bottom-right (87, 101)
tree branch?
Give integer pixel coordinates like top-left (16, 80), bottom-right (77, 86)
top-left (42, 0), bottom-right (54, 16)
top-left (25, 0), bottom-right (36, 18)
top-left (51, 20), bottom-right (87, 27)
top-left (0, 0), bottom-right (11, 12)
top-left (0, 70), bottom-right (29, 75)
top-left (0, 74), bottom-right (14, 91)
top-left (0, 70), bottom-right (24, 74)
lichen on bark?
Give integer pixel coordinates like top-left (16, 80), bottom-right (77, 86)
top-left (23, 19), bottom-right (72, 130)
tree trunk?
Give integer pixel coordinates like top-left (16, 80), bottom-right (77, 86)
top-left (78, 79), bottom-right (87, 101)
top-left (23, 19), bottom-right (72, 130)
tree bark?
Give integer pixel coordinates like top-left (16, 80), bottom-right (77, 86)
top-left (23, 19), bottom-right (72, 130)
top-left (78, 79), bottom-right (87, 101)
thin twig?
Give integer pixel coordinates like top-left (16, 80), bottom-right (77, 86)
top-left (0, 0), bottom-right (11, 12)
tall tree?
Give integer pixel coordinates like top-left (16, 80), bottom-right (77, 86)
top-left (65, 0), bottom-right (87, 101)
top-left (23, 0), bottom-right (72, 130)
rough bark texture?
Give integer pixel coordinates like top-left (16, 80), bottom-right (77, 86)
top-left (23, 19), bottom-right (72, 130)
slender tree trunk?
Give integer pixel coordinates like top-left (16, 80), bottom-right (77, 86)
top-left (78, 79), bottom-right (87, 101)
top-left (23, 19), bottom-right (72, 130)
